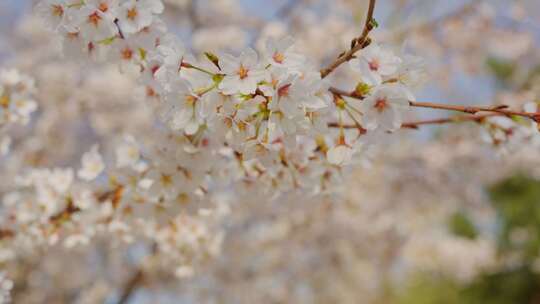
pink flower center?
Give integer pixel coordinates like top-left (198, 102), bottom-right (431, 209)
top-left (98, 2), bottom-right (109, 12)
top-left (127, 8), bottom-right (138, 20)
top-left (368, 59), bottom-right (380, 71)
top-left (51, 4), bottom-right (64, 17)
top-left (150, 64), bottom-right (160, 76)
top-left (146, 86), bottom-right (156, 97)
top-left (185, 95), bottom-right (198, 106)
top-left (121, 47), bottom-right (133, 60)
top-left (87, 42), bottom-right (95, 53)
top-left (66, 32), bottom-right (79, 41)
top-left (278, 84), bottom-right (292, 98)
top-left (238, 65), bottom-right (249, 80)
top-left (273, 52), bottom-right (285, 64)
top-left (88, 12), bottom-right (101, 26)
top-left (374, 98), bottom-right (387, 112)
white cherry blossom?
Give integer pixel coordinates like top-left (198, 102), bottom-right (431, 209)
top-left (34, 0), bottom-right (68, 31)
top-left (117, 0), bottom-right (164, 35)
top-left (218, 48), bottom-right (267, 95)
top-left (78, 145), bottom-right (105, 181)
top-left (350, 43), bottom-right (402, 86)
top-left (360, 84), bottom-right (411, 131)
top-left (76, 2), bottom-right (119, 41)
top-left (265, 36), bottom-right (305, 70)
top-left (116, 136), bottom-right (141, 168)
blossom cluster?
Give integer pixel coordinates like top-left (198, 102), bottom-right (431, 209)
top-left (1, 0), bottom-right (540, 302)
top-left (0, 69), bottom-right (38, 156)
top-left (481, 102), bottom-right (540, 154)
top-left (35, 0), bottom-right (421, 195)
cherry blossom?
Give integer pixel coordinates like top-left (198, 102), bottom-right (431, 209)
top-left (360, 84), bottom-right (411, 131)
top-left (117, 0), bottom-right (164, 35)
top-left (218, 48), bottom-right (267, 95)
top-left (12, 1), bottom-right (540, 300)
top-left (349, 43), bottom-right (402, 86)
top-left (78, 144), bottom-right (105, 181)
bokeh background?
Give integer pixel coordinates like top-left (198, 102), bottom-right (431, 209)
top-left (1, 0), bottom-right (540, 303)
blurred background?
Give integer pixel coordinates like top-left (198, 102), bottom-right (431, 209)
top-left (1, 0), bottom-right (540, 303)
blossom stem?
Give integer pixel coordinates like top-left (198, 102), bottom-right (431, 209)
top-left (328, 113), bottom-right (502, 130)
top-left (328, 87), bottom-right (540, 122)
top-left (409, 101), bottom-right (540, 122)
top-left (320, 0), bottom-right (377, 78)
top-left (183, 63), bottom-right (216, 76)
top-left (329, 87), bottom-right (365, 99)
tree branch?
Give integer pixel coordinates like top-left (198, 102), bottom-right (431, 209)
top-left (328, 86), bottom-right (540, 123)
top-left (409, 101), bottom-right (540, 122)
top-left (320, 0), bottom-right (377, 79)
top-left (117, 243), bottom-right (157, 304)
top-left (328, 113), bottom-right (500, 130)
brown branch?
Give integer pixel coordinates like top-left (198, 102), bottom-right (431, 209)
top-left (400, 114), bottom-right (499, 129)
top-left (328, 113), bottom-right (500, 130)
top-left (117, 269), bottom-right (144, 304)
top-left (327, 87), bottom-right (540, 123)
top-left (320, 0), bottom-right (377, 79)
top-left (117, 243), bottom-right (158, 304)
top-left (409, 101), bottom-right (540, 122)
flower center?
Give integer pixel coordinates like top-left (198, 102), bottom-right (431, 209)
top-left (87, 42), bottom-right (95, 53)
top-left (66, 32), bottom-right (79, 41)
top-left (185, 95), bottom-right (198, 106)
top-left (150, 64), bottom-right (160, 76)
top-left (127, 8), bottom-right (138, 21)
top-left (273, 52), bottom-right (285, 64)
top-left (146, 86), bottom-right (156, 97)
top-left (98, 2), bottom-right (109, 12)
top-left (238, 65), bottom-right (249, 80)
top-left (51, 4), bottom-right (64, 17)
top-left (368, 59), bottom-right (380, 71)
top-left (374, 98), bottom-right (387, 112)
top-left (121, 47), bottom-right (133, 60)
top-left (278, 83), bottom-right (292, 98)
top-left (0, 95), bottom-right (9, 108)
top-left (88, 12), bottom-right (101, 26)
top-left (160, 174), bottom-right (173, 186)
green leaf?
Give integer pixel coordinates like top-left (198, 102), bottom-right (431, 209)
top-left (448, 212), bottom-right (478, 240)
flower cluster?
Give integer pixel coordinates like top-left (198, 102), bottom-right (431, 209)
top-left (0, 69), bottom-right (38, 156)
top-left (0, 271), bottom-right (13, 304)
top-left (35, 0), bottom-right (421, 197)
top-left (480, 102), bottom-right (540, 154)
top-left (1, 0), bottom-right (540, 302)
top-left (36, 0), bottom-right (165, 63)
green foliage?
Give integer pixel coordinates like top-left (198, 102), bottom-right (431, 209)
top-left (489, 174), bottom-right (540, 260)
top-left (448, 212), bottom-right (478, 240)
top-left (462, 267), bottom-right (540, 304)
top-left (393, 274), bottom-right (461, 304)
top-left (393, 268), bottom-right (540, 304)
top-left (391, 174), bottom-right (540, 304)
top-left (486, 57), bottom-right (515, 82)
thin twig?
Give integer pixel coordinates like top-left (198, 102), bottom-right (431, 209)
top-left (117, 269), bottom-right (144, 304)
top-left (328, 113), bottom-right (500, 130)
top-left (117, 243), bottom-right (157, 304)
top-left (327, 87), bottom-right (540, 122)
top-left (320, 0), bottom-right (377, 79)
top-left (409, 101), bottom-right (540, 122)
